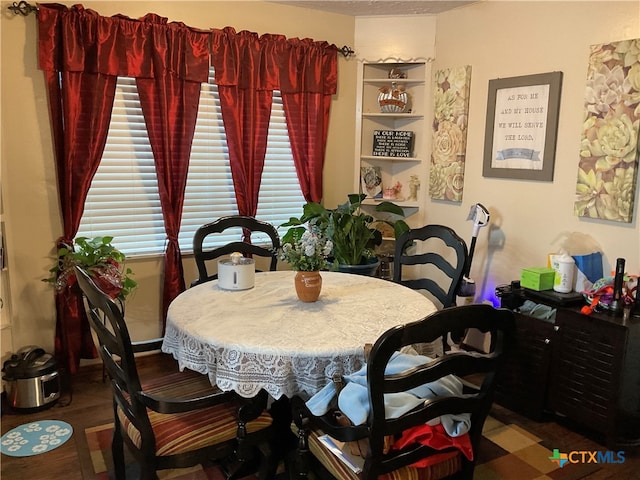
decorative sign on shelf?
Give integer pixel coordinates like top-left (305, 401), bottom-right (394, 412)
top-left (372, 130), bottom-right (414, 158)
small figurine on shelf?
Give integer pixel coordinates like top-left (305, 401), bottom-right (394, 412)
top-left (408, 175), bottom-right (420, 201)
top-left (383, 181), bottom-right (403, 200)
top-left (388, 68), bottom-right (406, 79)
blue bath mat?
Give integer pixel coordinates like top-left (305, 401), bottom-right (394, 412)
top-left (1, 420), bottom-right (73, 457)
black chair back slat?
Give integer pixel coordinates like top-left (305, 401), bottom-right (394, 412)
top-left (76, 268), bottom-right (155, 450)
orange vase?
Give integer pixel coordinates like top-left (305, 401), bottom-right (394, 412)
top-left (294, 271), bottom-right (322, 302)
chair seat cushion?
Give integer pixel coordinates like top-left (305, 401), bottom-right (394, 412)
top-left (118, 371), bottom-right (272, 457)
top-left (140, 368), bottom-right (222, 400)
top-left (303, 424), bottom-right (462, 480)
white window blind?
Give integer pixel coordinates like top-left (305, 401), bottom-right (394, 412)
top-left (78, 69), bottom-right (306, 256)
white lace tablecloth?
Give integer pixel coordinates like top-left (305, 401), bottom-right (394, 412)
top-left (162, 271), bottom-right (436, 399)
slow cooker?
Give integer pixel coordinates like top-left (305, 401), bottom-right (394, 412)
top-left (2, 346), bottom-right (61, 410)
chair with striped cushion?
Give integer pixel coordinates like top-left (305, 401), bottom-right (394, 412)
top-left (291, 304), bottom-right (515, 480)
top-left (75, 266), bottom-right (276, 480)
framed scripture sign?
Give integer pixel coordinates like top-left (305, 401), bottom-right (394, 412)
top-left (482, 72), bottom-right (562, 181)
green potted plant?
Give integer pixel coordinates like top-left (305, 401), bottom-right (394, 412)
top-left (281, 193), bottom-right (409, 275)
top-left (44, 236), bottom-right (137, 301)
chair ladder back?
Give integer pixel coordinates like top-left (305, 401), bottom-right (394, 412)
top-left (75, 267), bottom-right (154, 445)
top-left (362, 304), bottom-right (514, 477)
top-left (80, 279), bottom-right (143, 392)
top-left (400, 277), bottom-right (448, 306)
top-left (393, 224), bottom-right (468, 308)
top-left (201, 242), bottom-right (277, 262)
top-left (76, 266), bottom-right (277, 479)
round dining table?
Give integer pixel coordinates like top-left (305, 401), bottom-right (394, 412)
top-left (162, 270), bottom-right (437, 400)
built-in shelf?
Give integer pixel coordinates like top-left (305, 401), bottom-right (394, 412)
top-left (361, 155), bottom-right (422, 163)
top-left (362, 113), bottom-right (424, 119)
top-left (364, 78), bottom-right (424, 84)
top-left (362, 198), bottom-right (419, 209)
top-left (356, 62), bottom-right (427, 217)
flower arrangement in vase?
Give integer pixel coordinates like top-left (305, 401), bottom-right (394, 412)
top-left (280, 227), bottom-right (333, 302)
top-left (280, 229), bottom-right (333, 272)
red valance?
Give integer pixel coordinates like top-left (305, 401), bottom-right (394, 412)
top-left (211, 26), bottom-right (337, 94)
top-left (37, 4), bottom-right (338, 91)
top-left (37, 3), bottom-right (210, 82)
top-left (279, 37), bottom-right (338, 94)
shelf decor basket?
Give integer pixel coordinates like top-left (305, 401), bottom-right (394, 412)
top-left (378, 82), bottom-right (408, 113)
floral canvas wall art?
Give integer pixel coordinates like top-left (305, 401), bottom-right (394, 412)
top-left (430, 65), bottom-right (472, 202)
top-left (575, 38), bottom-right (640, 223)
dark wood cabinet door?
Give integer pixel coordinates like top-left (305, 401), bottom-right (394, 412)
top-left (548, 310), bottom-right (626, 440)
top-left (494, 312), bottom-right (554, 420)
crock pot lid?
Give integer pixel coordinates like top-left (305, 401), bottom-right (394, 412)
top-left (2, 353), bottom-right (58, 379)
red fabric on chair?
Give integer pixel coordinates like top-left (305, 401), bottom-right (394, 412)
top-left (299, 423), bottom-right (462, 480)
top-left (393, 423), bottom-right (474, 468)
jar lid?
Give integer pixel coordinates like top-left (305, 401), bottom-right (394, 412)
top-left (219, 256), bottom-right (255, 266)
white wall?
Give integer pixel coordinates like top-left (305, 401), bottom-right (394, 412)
top-left (355, 14), bottom-right (437, 62)
top-left (356, 1), bottom-right (640, 303)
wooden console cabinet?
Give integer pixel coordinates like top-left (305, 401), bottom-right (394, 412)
top-left (497, 290), bottom-right (640, 448)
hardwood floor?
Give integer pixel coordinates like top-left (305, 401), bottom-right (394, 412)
top-left (2, 354), bottom-right (638, 479)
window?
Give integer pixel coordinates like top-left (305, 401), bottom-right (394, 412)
top-left (78, 69), bottom-right (306, 256)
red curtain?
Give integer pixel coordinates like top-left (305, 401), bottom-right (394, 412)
top-left (280, 39), bottom-right (337, 202)
top-left (37, 4), bottom-right (209, 373)
top-left (38, 5), bottom-right (118, 374)
top-left (211, 28), bottom-right (338, 208)
top-left (211, 28), bottom-right (276, 217)
top-left (136, 17), bottom-right (209, 323)
top-left (44, 68), bottom-right (116, 374)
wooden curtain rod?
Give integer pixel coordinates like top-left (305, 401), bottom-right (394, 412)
top-left (7, 1), bottom-right (355, 58)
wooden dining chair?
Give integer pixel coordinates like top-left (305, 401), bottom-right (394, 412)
top-left (75, 266), bottom-right (276, 480)
top-left (191, 215), bottom-right (281, 287)
top-left (393, 224), bottom-right (468, 309)
top-left (291, 303), bottom-right (515, 480)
